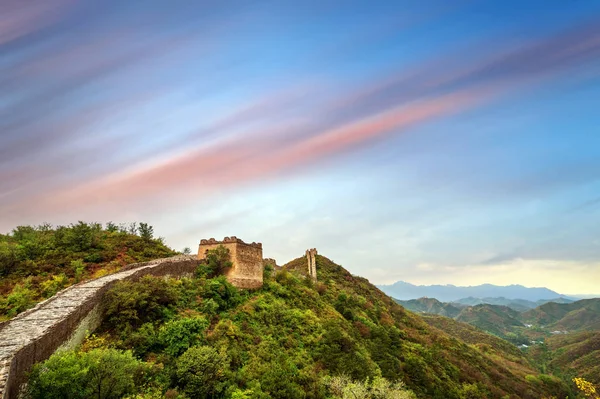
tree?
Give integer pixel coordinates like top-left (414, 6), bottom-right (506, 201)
top-left (105, 222), bottom-right (118, 233)
top-left (205, 245), bottom-right (232, 277)
top-left (103, 275), bottom-right (180, 331)
top-left (138, 223), bottom-right (154, 241)
top-left (159, 316), bottom-right (209, 356)
top-left (28, 348), bottom-right (144, 399)
top-left (0, 241), bottom-right (19, 276)
top-left (176, 346), bottom-right (230, 399)
top-left (182, 247), bottom-right (192, 255)
top-left (573, 377), bottom-right (599, 398)
top-left (325, 375), bottom-right (416, 399)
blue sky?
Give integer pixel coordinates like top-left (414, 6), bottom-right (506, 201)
top-left (1, 1), bottom-right (599, 294)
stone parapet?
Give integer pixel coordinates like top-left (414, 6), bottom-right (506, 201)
top-left (199, 236), bottom-right (262, 249)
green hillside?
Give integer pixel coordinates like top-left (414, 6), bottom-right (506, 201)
top-left (0, 222), bottom-right (176, 321)
top-left (421, 315), bottom-right (524, 361)
top-left (529, 331), bottom-right (600, 386)
top-left (521, 298), bottom-right (600, 331)
top-left (455, 304), bottom-right (524, 340)
top-left (26, 252), bottom-right (571, 399)
top-left (395, 297), bottom-right (462, 318)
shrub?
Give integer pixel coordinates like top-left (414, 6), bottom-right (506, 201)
top-left (204, 276), bottom-right (241, 311)
top-left (325, 375), bottom-right (416, 399)
top-left (104, 276), bottom-right (180, 331)
top-left (28, 348), bottom-right (145, 399)
top-left (202, 245), bottom-right (233, 277)
top-left (40, 274), bottom-right (68, 297)
top-left (159, 316), bottom-right (209, 356)
top-left (0, 283), bottom-right (35, 317)
top-left (176, 346), bottom-right (230, 399)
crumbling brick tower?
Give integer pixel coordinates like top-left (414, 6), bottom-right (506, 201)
top-left (306, 248), bottom-right (317, 280)
top-left (198, 237), bottom-right (263, 288)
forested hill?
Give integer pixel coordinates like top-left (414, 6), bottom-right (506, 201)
top-left (0, 222), bottom-right (176, 321)
top-left (26, 252), bottom-right (572, 399)
top-left (2, 224), bottom-right (582, 398)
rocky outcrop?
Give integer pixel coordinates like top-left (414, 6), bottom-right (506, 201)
top-left (0, 255), bottom-right (200, 399)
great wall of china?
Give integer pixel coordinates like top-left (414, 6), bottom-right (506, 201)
top-left (0, 237), bottom-right (318, 398)
top-left (0, 256), bottom-right (200, 399)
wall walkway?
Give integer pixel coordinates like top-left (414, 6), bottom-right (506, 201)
top-left (0, 255), bottom-right (200, 399)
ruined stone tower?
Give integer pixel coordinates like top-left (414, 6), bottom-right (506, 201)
top-left (198, 237), bottom-right (263, 288)
top-left (306, 248), bottom-right (317, 280)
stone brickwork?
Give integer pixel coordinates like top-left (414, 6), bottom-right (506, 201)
top-left (198, 237), bottom-right (263, 289)
top-left (306, 248), bottom-right (317, 280)
top-left (0, 255), bottom-right (199, 399)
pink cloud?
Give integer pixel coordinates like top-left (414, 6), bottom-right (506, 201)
top-left (2, 17), bottom-right (600, 227)
top-left (0, 0), bottom-right (74, 46)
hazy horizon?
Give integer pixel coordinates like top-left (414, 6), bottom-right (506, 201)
top-left (2, 1), bottom-right (600, 295)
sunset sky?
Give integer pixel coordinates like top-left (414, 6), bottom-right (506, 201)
top-left (2, 1), bottom-right (600, 294)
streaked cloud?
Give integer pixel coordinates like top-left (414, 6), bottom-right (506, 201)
top-left (1, 2), bottom-right (599, 293)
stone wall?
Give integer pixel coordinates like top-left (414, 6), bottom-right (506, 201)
top-left (0, 255), bottom-right (200, 399)
top-left (198, 237), bottom-right (263, 289)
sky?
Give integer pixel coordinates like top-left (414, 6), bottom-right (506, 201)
top-left (1, 1), bottom-right (600, 295)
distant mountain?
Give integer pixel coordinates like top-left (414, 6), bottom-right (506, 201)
top-left (455, 304), bottom-right (524, 339)
top-left (521, 298), bottom-right (600, 331)
top-left (396, 297), bottom-right (462, 318)
top-left (422, 314), bottom-right (524, 360)
top-left (451, 296), bottom-right (574, 312)
top-left (378, 281), bottom-right (565, 301)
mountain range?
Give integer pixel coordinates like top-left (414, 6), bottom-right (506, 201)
top-left (377, 281), bottom-right (572, 301)
top-left (396, 296), bottom-right (600, 350)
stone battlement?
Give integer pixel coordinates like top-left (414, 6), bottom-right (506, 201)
top-left (198, 237), bottom-right (263, 289)
top-left (200, 236), bottom-right (262, 249)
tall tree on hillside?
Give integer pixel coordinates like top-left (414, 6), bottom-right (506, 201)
top-left (138, 223), bottom-right (154, 241)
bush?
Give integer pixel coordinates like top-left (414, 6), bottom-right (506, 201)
top-left (204, 276), bottom-right (241, 311)
top-left (159, 316), bottom-right (209, 356)
top-left (204, 245), bottom-right (232, 277)
top-left (104, 276), bottom-right (180, 331)
top-left (325, 375), bottom-right (416, 399)
top-left (0, 283), bottom-right (35, 317)
top-left (176, 346), bottom-right (230, 399)
top-left (40, 274), bottom-right (68, 297)
top-left (28, 348), bottom-right (145, 399)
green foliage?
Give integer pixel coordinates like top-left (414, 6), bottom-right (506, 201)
top-left (325, 375), bottom-right (416, 399)
top-left (176, 346), bottom-right (230, 399)
top-left (103, 275), bottom-right (180, 331)
top-left (28, 348), bottom-right (145, 399)
top-left (71, 259), bottom-right (86, 282)
top-left (40, 274), bottom-right (68, 297)
top-left (204, 276), bottom-right (241, 311)
top-left (138, 223), bottom-right (154, 241)
top-left (159, 316), bottom-right (209, 356)
top-left (23, 252), bottom-right (578, 399)
top-left (0, 282), bottom-right (35, 317)
top-left (0, 240), bottom-right (20, 276)
top-left (202, 245), bottom-right (233, 278)
top-left (0, 222), bottom-right (176, 320)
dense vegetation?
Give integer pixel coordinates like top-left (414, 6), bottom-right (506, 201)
top-left (26, 248), bottom-right (571, 399)
top-left (397, 296), bottom-right (600, 348)
top-left (0, 222), bottom-right (176, 321)
top-left (521, 299), bottom-right (600, 331)
top-left (528, 331), bottom-right (600, 387)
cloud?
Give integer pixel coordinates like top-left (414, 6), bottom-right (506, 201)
top-left (2, 13), bottom-right (600, 228)
top-left (0, 0), bottom-right (74, 46)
